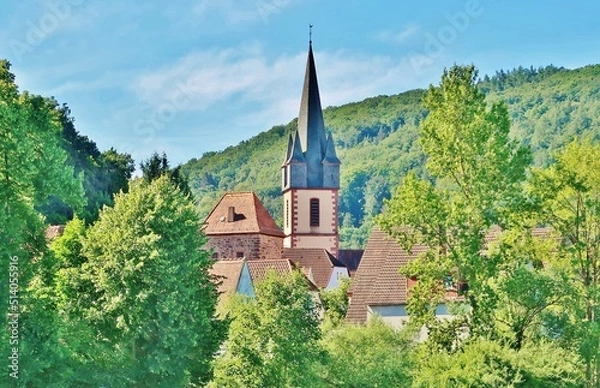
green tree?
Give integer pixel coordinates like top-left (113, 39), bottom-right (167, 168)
top-left (412, 338), bottom-right (582, 387)
top-left (210, 271), bottom-right (323, 388)
top-left (80, 176), bottom-right (222, 386)
top-left (0, 59), bottom-right (85, 386)
top-left (528, 140), bottom-right (600, 386)
top-left (319, 318), bottom-right (413, 387)
top-left (50, 217), bottom-right (119, 386)
top-left (487, 229), bottom-right (568, 351)
top-left (319, 277), bottom-right (351, 329)
top-left (39, 105), bottom-right (134, 224)
top-left (141, 151), bottom-right (191, 196)
top-left (100, 147), bottom-right (135, 199)
top-left (377, 65), bottom-right (531, 339)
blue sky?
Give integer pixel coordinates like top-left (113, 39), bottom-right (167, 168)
top-left (1, 0), bottom-right (599, 166)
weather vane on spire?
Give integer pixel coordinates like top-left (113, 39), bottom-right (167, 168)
top-left (309, 24), bottom-right (313, 44)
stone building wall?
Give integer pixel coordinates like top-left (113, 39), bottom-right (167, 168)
top-left (258, 234), bottom-right (284, 260)
top-left (207, 233), bottom-right (283, 260)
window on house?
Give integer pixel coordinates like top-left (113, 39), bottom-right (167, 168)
top-left (443, 275), bottom-right (456, 290)
top-left (212, 252), bottom-right (218, 259)
top-left (310, 198), bottom-right (320, 227)
top-left (236, 252), bottom-right (244, 258)
top-left (286, 199), bottom-right (290, 228)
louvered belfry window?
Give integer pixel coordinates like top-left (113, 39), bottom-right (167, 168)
top-left (310, 198), bottom-right (320, 227)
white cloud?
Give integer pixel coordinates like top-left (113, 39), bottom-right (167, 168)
top-left (376, 23), bottom-right (421, 44)
top-left (44, 72), bottom-right (129, 95)
top-left (130, 42), bottom-right (440, 139)
top-left (192, 0), bottom-right (295, 24)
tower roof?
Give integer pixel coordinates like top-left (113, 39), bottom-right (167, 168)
top-left (283, 40), bottom-right (340, 191)
top-left (287, 129), bottom-right (306, 164)
top-left (283, 248), bottom-right (346, 288)
top-left (204, 192), bottom-right (285, 237)
top-left (323, 133), bottom-right (340, 164)
top-left (297, 42), bottom-right (327, 158)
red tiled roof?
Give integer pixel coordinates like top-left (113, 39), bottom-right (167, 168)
top-left (484, 226), bottom-right (555, 246)
top-left (246, 259), bottom-right (294, 284)
top-left (209, 259), bottom-right (245, 300)
top-left (346, 227), bottom-right (422, 325)
top-left (45, 225), bottom-right (65, 241)
top-left (531, 227), bottom-right (555, 239)
top-left (246, 259), bottom-right (320, 291)
top-left (346, 226), bottom-right (559, 325)
top-left (204, 192), bottom-right (285, 237)
top-left (283, 248), bottom-right (344, 288)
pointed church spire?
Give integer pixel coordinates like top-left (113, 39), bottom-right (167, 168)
top-left (281, 34), bottom-right (340, 257)
top-left (298, 41), bottom-right (326, 155)
top-left (297, 41), bottom-right (327, 186)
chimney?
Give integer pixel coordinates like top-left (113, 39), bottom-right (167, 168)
top-left (227, 206), bottom-right (235, 222)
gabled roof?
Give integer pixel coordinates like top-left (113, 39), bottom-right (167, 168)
top-left (283, 248), bottom-right (346, 289)
top-left (345, 227), bottom-right (424, 325)
top-left (246, 259), bottom-right (294, 284)
top-left (204, 192), bottom-right (284, 237)
top-left (210, 259), bottom-right (245, 301)
top-left (338, 249), bottom-right (364, 275)
top-left (346, 226), bottom-right (558, 325)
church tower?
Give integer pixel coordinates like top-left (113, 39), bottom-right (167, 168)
top-left (281, 40), bottom-right (341, 257)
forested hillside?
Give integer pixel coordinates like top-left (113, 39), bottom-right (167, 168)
top-left (181, 64), bottom-right (600, 248)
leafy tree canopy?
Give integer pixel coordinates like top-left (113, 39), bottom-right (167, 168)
top-left (80, 176), bottom-right (222, 386)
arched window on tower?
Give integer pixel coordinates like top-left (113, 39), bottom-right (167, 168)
top-left (310, 198), bottom-right (320, 227)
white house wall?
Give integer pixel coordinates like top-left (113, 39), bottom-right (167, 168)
top-left (367, 304), bottom-right (452, 331)
top-left (236, 263), bottom-right (255, 298)
top-left (326, 266), bottom-right (350, 290)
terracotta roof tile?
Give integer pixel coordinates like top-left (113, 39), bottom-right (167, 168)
top-left (45, 225), bottom-right (65, 241)
top-left (283, 248), bottom-right (344, 288)
top-left (346, 226), bottom-right (559, 325)
top-left (209, 259), bottom-right (246, 314)
top-left (246, 259), bottom-right (294, 284)
top-left (204, 192), bottom-right (284, 237)
top-left (210, 259), bottom-right (245, 299)
top-left (346, 227), bottom-right (423, 325)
